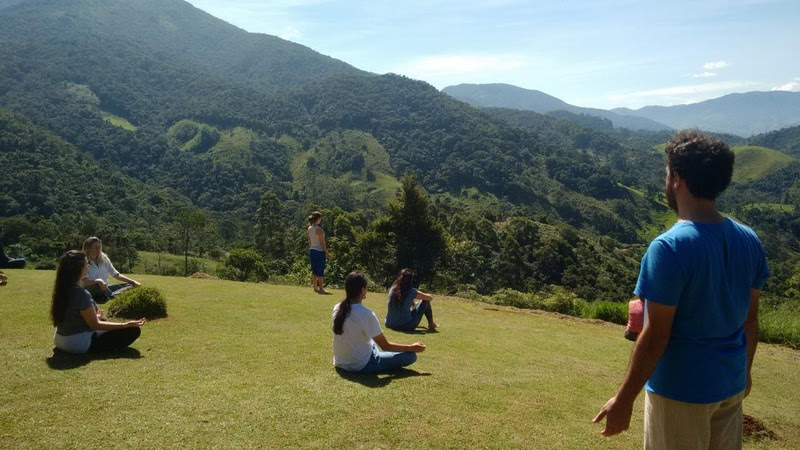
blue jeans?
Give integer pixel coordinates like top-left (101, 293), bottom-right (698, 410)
top-left (88, 283), bottom-right (132, 304)
top-left (358, 343), bottom-right (417, 373)
top-left (388, 301), bottom-right (433, 332)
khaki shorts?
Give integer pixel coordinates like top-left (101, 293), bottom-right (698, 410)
top-left (644, 390), bottom-right (745, 450)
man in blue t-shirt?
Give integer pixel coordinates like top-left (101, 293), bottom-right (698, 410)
top-left (593, 130), bottom-right (768, 449)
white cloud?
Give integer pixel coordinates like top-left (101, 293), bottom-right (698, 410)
top-left (771, 77), bottom-right (800, 92)
top-left (703, 60), bottom-right (729, 70)
top-left (691, 72), bottom-right (717, 78)
top-left (278, 26), bottom-right (303, 41)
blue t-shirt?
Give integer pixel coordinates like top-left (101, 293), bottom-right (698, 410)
top-left (384, 286), bottom-right (418, 328)
top-left (634, 218), bottom-right (768, 404)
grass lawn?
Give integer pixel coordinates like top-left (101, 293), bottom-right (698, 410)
top-left (2, 270), bottom-right (798, 448)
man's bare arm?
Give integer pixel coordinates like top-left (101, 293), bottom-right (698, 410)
top-left (744, 289), bottom-right (760, 397)
top-left (593, 301), bottom-right (677, 436)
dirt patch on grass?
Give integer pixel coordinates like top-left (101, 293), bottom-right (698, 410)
top-left (743, 414), bottom-right (777, 441)
top-left (189, 272), bottom-right (217, 279)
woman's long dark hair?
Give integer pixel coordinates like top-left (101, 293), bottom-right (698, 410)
top-left (50, 250), bottom-right (87, 327)
top-left (333, 271), bottom-right (368, 335)
top-left (390, 269), bottom-right (414, 307)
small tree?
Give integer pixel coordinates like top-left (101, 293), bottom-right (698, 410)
top-left (219, 249), bottom-right (267, 282)
top-left (254, 190), bottom-right (286, 267)
top-left (176, 209), bottom-right (207, 277)
top-left (387, 173), bottom-right (447, 285)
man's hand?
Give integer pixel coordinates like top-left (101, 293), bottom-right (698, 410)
top-left (745, 374), bottom-right (752, 398)
top-left (593, 395), bottom-right (634, 437)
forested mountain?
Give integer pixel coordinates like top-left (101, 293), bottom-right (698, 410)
top-left (0, 0), bottom-right (365, 91)
top-left (748, 124), bottom-right (800, 158)
top-left (1, 0), bottom-right (798, 305)
top-left (614, 91), bottom-right (800, 137)
top-left (0, 109), bottom-right (193, 260)
top-left (442, 83), bottom-right (671, 131)
top-left (482, 106), bottom-right (800, 295)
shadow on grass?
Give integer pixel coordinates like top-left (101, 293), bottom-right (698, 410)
top-left (390, 327), bottom-right (439, 335)
top-left (45, 347), bottom-right (142, 370)
top-left (335, 367), bottom-right (430, 388)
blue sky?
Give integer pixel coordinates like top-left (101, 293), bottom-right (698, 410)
top-left (186, 0), bottom-right (800, 110)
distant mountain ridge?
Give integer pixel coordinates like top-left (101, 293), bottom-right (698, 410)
top-left (442, 83), bottom-right (672, 131)
top-left (614, 91), bottom-right (800, 137)
top-left (444, 83), bottom-right (800, 137)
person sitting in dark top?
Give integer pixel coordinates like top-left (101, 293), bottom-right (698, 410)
top-left (0, 243), bottom-right (26, 269)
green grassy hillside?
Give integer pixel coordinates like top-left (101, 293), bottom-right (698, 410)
top-left (2, 270), bottom-right (798, 448)
top-left (732, 146), bottom-right (797, 183)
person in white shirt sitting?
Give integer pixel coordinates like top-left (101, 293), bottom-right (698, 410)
top-left (332, 271), bottom-right (426, 373)
top-left (80, 236), bottom-right (140, 304)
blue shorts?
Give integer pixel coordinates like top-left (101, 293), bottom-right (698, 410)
top-left (309, 249), bottom-right (326, 276)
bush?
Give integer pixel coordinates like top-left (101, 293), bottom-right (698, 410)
top-left (185, 258), bottom-right (206, 276)
top-left (759, 307), bottom-right (800, 349)
top-left (218, 249), bottom-right (267, 282)
top-left (455, 284), bottom-right (484, 301)
top-left (488, 289), bottom-right (540, 309)
top-left (108, 287), bottom-right (168, 320)
top-left (34, 260), bottom-right (57, 270)
top-left (590, 301), bottom-right (628, 325)
top-left (539, 286), bottom-right (582, 315)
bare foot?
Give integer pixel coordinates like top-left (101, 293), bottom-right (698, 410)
top-left (428, 322), bottom-right (439, 330)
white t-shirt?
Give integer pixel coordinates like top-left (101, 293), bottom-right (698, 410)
top-left (87, 255), bottom-right (120, 284)
top-left (332, 302), bottom-right (383, 371)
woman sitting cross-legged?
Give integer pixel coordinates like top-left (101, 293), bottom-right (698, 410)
top-left (80, 236), bottom-right (140, 304)
top-left (385, 269), bottom-right (437, 332)
top-left (51, 250), bottom-right (146, 354)
top-left (332, 271), bottom-right (426, 373)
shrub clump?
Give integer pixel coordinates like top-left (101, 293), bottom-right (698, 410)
top-left (488, 288), bottom-right (539, 309)
top-left (759, 306), bottom-right (800, 349)
top-left (217, 248), bottom-right (267, 282)
top-left (108, 287), bottom-right (168, 320)
top-left (34, 260), bottom-right (57, 270)
top-left (590, 301), bottom-right (628, 325)
top-left (539, 286), bottom-right (582, 315)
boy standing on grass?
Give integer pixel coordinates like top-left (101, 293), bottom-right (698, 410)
top-left (593, 130), bottom-right (769, 449)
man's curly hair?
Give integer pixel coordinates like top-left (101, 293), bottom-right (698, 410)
top-left (665, 130), bottom-right (735, 200)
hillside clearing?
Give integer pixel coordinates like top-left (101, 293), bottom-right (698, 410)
top-left (732, 146), bottom-right (796, 184)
